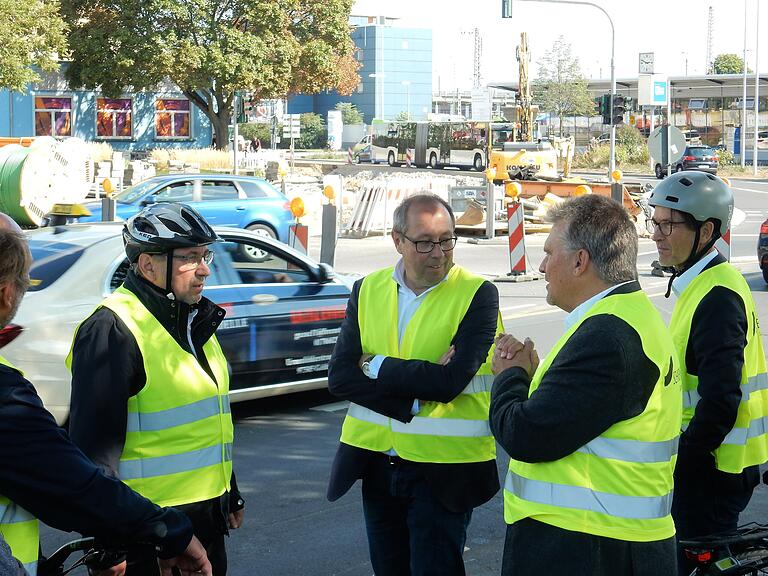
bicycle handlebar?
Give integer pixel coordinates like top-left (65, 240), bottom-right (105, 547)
top-left (39, 537), bottom-right (157, 576)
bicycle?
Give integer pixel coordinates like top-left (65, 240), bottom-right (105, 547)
top-left (679, 523), bottom-right (768, 575)
top-left (38, 537), bottom-right (156, 576)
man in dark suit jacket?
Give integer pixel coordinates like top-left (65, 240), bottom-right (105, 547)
top-left (327, 194), bottom-right (501, 576)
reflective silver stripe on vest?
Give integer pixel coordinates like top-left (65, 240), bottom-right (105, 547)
top-left (461, 374), bottom-right (494, 395)
top-left (684, 372), bottom-right (768, 410)
top-left (119, 442), bottom-right (233, 480)
top-left (577, 436), bottom-right (679, 464)
top-left (127, 395), bottom-right (229, 433)
top-left (25, 561), bottom-right (37, 576)
top-left (347, 403), bottom-right (491, 437)
top-left (722, 416), bottom-right (768, 445)
top-left (0, 502), bottom-right (34, 524)
top-left (505, 470), bottom-right (673, 520)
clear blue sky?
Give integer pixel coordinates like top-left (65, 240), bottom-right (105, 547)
top-left (352, 0), bottom-right (766, 90)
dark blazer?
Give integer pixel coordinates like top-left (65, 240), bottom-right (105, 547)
top-left (327, 270), bottom-right (500, 513)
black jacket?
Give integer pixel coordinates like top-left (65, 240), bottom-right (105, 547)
top-left (674, 255), bottom-right (759, 492)
top-left (489, 282), bottom-right (676, 569)
top-left (327, 273), bottom-right (500, 513)
top-left (0, 362), bottom-right (192, 557)
top-left (68, 270), bottom-right (244, 532)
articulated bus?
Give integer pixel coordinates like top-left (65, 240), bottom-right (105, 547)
top-left (360, 121), bottom-right (516, 171)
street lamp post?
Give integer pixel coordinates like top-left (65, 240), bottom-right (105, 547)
top-left (510, 0), bottom-right (617, 179)
top-left (401, 80), bottom-right (411, 120)
top-left (742, 0), bottom-right (747, 167)
top-left (369, 73), bottom-right (386, 121)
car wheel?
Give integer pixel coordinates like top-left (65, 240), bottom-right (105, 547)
top-left (240, 224), bottom-right (277, 263)
top-left (429, 153), bottom-right (438, 168)
top-left (388, 151), bottom-right (396, 167)
top-left (764, 267), bottom-right (768, 284)
top-left (655, 164), bottom-right (664, 179)
top-left (473, 154), bottom-right (485, 171)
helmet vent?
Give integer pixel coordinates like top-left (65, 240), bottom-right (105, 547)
top-left (705, 174), bottom-right (717, 180)
top-left (679, 177), bottom-right (693, 187)
top-left (665, 195), bottom-right (679, 203)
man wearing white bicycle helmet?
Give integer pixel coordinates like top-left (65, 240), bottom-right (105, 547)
top-left (648, 172), bottom-right (768, 573)
top-left (68, 203), bottom-right (244, 575)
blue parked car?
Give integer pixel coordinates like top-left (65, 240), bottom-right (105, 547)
top-left (80, 174), bottom-right (295, 261)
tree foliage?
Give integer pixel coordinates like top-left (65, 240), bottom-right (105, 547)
top-left (532, 37), bottom-right (595, 136)
top-left (335, 102), bottom-right (364, 125)
top-left (61, 0), bottom-right (359, 149)
top-left (0, 0), bottom-right (68, 91)
top-left (713, 53), bottom-right (750, 74)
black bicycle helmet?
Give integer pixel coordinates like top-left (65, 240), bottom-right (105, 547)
top-left (123, 203), bottom-right (220, 264)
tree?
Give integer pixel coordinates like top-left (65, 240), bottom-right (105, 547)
top-left (335, 102), bottom-right (364, 125)
top-left (0, 0), bottom-right (68, 92)
top-left (713, 53), bottom-right (750, 74)
top-left (532, 37), bottom-right (595, 136)
top-left (61, 0), bottom-right (360, 149)
top-left (394, 111), bottom-right (411, 121)
top-left (297, 113), bottom-right (326, 149)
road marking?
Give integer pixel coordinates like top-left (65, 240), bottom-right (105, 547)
top-left (499, 303), bottom-right (538, 313)
top-left (734, 187), bottom-right (768, 195)
top-left (311, 401), bottom-right (349, 413)
top-left (731, 234), bottom-right (759, 238)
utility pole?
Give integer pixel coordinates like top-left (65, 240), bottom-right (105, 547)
top-left (706, 6), bottom-right (714, 74)
top-left (473, 28), bottom-right (483, 88)
top-left (517, 32), bottom-right (533, 142)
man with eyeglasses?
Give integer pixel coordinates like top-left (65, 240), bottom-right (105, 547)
top-left (327, 193), bottom-right (503, 575)
top-left (68, 203), bottom-right (245, 575)
top-left (649, 172), bottom-right (767, 575)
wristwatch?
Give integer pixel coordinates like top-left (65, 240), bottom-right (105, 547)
top-left (361, 356), bottom-right (374, 378)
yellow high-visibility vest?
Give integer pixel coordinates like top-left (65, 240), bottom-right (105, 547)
top-left (0, 355), bottom-right (40, 576)
top-left (340, 265), bottom-right (503, 463)
top-left (504, 290), bottom-right (681, 542)
top-left (671, 261), bottom-right (768, 473)
top-left (67, 286), bottom-right (233, 507)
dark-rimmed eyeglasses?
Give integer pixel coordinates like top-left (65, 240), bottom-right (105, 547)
top-left (402, 234), bottom-right (457, 254)
top-left (647, 219), bottom-right (688, 237)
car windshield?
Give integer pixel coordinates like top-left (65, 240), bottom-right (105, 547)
top-left (114, 180), bottom-right (158, 204)
top-left (688, 147), bottom-right (713, 158)
top-left (27, 241), bottom-right (86, 292)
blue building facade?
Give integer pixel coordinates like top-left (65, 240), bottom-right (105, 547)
top-left (0, 67), bottom-right (213, 151)
top-left (289, 22), bottom-right (433, 124)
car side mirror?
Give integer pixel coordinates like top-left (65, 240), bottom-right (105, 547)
top-left (140, 196), bottom-right (156, 207)
top-left (317, 262), bottom-right (336, 283)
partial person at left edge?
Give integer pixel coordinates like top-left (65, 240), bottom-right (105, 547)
top-left (0, 212), bottom-right (211, 576)
top-left (67, 204), bottom-right (244, 575)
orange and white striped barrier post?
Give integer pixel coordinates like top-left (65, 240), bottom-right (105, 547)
top-left (405, 149), bottom-right (413, 167)
top-left (507, 202), bottom-right (527, 274)
top-left (494, 200), bottom-right (540, 283)
top-left (347, 147), bottom-right (353, 164)
top-left (289, 224), bottom-right (309, 254)
top-left (716, 228), bottom-right (731, 261)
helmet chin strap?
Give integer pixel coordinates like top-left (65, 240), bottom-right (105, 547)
top-left (665, 224), bottom-right (719, 298)
top-left (165, 249), bottom-right (176, 300)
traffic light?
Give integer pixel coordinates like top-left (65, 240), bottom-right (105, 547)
top-left (601, 94), bottom-right (611, 125)
top-left (612, 95), bottom-right (626, 125)
top-left (502, 0), bottom-right (512, 18)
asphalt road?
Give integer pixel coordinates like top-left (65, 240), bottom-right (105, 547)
top-left (40, 175), bottom-right (768, 575)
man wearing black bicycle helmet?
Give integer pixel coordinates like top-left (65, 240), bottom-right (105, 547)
top-left (649, 172), bottom-right (768, 574)
top-left (68, 203), bottom-right (245, 575)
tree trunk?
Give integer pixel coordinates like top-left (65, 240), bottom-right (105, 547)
top-left (182, 88), bottom-right (231, 150)
top-left (211, 111), bottom-right (230, 151)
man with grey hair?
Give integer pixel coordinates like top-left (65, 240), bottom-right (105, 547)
top-left (327, 193), bottom-right (502, 575)
top-left (489, 195), bottom-right (681, 575)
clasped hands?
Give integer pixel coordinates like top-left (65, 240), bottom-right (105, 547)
top-left (491, 334), bottom-right (539, 377)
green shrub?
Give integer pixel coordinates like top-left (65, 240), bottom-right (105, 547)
top-left (717, 148), bottom-right (735, 166)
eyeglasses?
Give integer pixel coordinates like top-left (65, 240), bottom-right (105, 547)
top-left (647, 219), bottom-right (688, 237)
top-left (402, 234), bottom-right (457, 254)
top-left (171, 250), bottom-right (214, 270)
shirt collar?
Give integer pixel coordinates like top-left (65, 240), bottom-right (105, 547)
top-left (671, 250), bottom-right (719, 296)
top-left (392, 259), bottom-right (449, 298)
top-left (564, 280), bottom-right (634, 330)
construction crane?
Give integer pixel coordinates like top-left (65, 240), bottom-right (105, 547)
top-left (517, 32), bottom-right (533, 142)
top-left (706, 6), bottom-right (714, 73)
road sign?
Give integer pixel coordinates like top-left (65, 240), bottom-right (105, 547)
top-left (282, 114), bottom-right (301, 138)
top-left (648, 125), bottom-right (686, 164)
top-left (638, 75), bottom-right (667, 107)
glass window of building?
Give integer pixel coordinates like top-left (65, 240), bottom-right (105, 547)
top-left (34, 97), bottom-right (72, 137)
top-left (96, 97), bottom-right (133, 138)
top-left (155, 98), bottom-right (191, 138)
